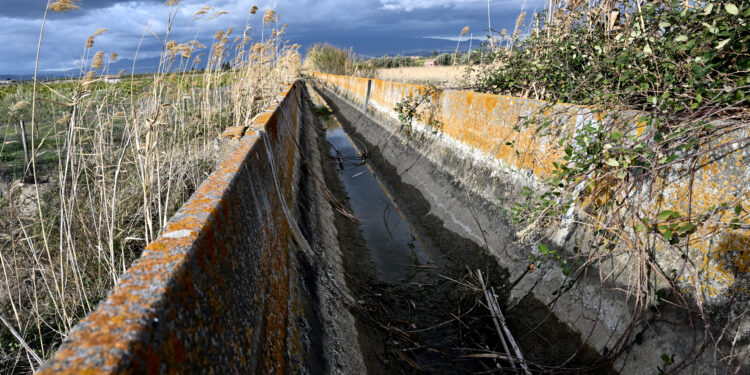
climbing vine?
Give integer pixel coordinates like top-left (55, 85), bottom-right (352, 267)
top-left (394, 85), bottom-right (444, 137)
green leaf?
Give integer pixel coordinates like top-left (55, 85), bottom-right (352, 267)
top-left (643, 44), bottom-right (653, 54)
top-left (538, 244), bottom-right (550, 254)
top-left (674, 35), bottom-right (688, 42)
top-left (703, 22), bottom-right (719, 34)
top-left (657, 210), bottom-right (677, 220)
top-left (716, 38), bottom-right (731, 49)
top-left (735, 205), bottom-right (742, 215)
top-left (704, 2), bottom-right (714, 15)
top-left (725, 3), bottom-right (739, 15)
top-left (605, 158), bottom-right (620, 167)
top-left (659, 154), bottom-right (678, 164)
top-left (663, 230), bottom-right (673, 242)
top-left (562, 263), bottom-right (571, 276)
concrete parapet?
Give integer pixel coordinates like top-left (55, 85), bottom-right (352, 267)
top-left (38, 81), bottom-right (365, 374)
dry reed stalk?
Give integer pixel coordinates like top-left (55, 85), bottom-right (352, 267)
top-left (1, 5), bottom-right (300, 373)
top-left (454, 26), bottom-right (470, 66)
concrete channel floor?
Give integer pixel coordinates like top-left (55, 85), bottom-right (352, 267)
top-left (310, 85), bottom-right (615, 374)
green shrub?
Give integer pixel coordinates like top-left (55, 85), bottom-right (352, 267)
top-left (435, 53), bottom-right (454, 66)
top-left (368, 55), bottom-right (420, 69)
top-left (305, 43), bottom-right (353, 75)
top-left (477, 0), bottom-right (748, 111)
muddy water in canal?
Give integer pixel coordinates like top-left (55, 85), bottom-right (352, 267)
top-left (318, 103), bottom-right (610, 374)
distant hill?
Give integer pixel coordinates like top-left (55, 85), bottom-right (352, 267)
top-left (295, 36), bottom-right (485, 58)
top-left (1, 36), bottom-right (483, 80)
top-left (1, 56), bottom-right (208, 82)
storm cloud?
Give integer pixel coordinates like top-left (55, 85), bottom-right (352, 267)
top-left (0, 0), bottom-right (535, 74)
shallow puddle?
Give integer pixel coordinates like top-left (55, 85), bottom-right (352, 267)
top-left (325, 117), bottom-right (434, 283)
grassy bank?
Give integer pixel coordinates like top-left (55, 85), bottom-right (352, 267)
top-left (0, 3), bottom-right (300, 373)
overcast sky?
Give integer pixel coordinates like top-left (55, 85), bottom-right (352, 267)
top-left (0, 0), bottom-right (537, 74)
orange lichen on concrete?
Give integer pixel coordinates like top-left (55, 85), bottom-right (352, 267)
top-left (39, 82), bottom-right (310, 374)
top-left (313, 71), bottom-right (750, 302)
top-left (220, 125), bottom-right (246, 140)
top-left (312, 72), bottom-right (569, 177)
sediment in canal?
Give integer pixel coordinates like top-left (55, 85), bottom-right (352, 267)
top-left (309, 83), bottom-right (612, 373)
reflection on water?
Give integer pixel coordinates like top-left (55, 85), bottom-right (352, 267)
top-left (324, 117), bottom-right (432, 283)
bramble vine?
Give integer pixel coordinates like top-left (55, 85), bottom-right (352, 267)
top-left (474, 0), bottom-right (748, 371)
top-left (394, 85), bottom-right (444, 137)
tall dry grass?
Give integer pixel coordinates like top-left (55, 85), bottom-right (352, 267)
top-left (304, 43), bottom-right (377, 78)
top-left (377, 66), bottom-right (472, 87)
top-left (0, 2), bottom-right (300, 373)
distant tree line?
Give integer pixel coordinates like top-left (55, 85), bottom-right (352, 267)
top-left (365, 50), bottom-right (487, 68)
top-left (434, 50), bottom-right (484, 66)
top-left (367, 55), bottom-right (419, 68)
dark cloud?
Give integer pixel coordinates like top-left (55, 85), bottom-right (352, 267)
top-left (0, 0), bottom-right (164, 19)
top-left (0, 0), bottom-right (536, 74)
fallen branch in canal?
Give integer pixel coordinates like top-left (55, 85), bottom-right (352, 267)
top-left (477, 269), bottom-right (531, 375)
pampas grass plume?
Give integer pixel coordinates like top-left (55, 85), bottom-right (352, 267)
top-left (86, 28), bottom-right (107, 48)
top-left (11, 101), bottom-right (29, 113)
top-left (263, 9), bottom-right (276, 25)
top-left (92, 51), bottom-right (105, 69)
top-left (513, 11), bottom-right (526, 36)
top-left (82, 71), bottom-right (97, 88)
top-left (48, 0), bottom-right (80, 12)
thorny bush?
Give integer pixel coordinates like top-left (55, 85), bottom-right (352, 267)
top-left (473, 0), bottom-right (748, 371)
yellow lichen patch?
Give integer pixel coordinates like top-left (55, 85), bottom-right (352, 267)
top-left (715, 233), bottom-right (750, 275)
top-left (37, 82), bottom-right (310, 374)
top-left (220, 126), bottom-right (246, 140)
top-left (313, 71), bottom-right (567, 178)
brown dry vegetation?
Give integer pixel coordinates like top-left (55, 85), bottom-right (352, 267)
top-left (0, 2), bottom-right (300, 373)
top-left (377, 65), bottom-right (472, 86)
